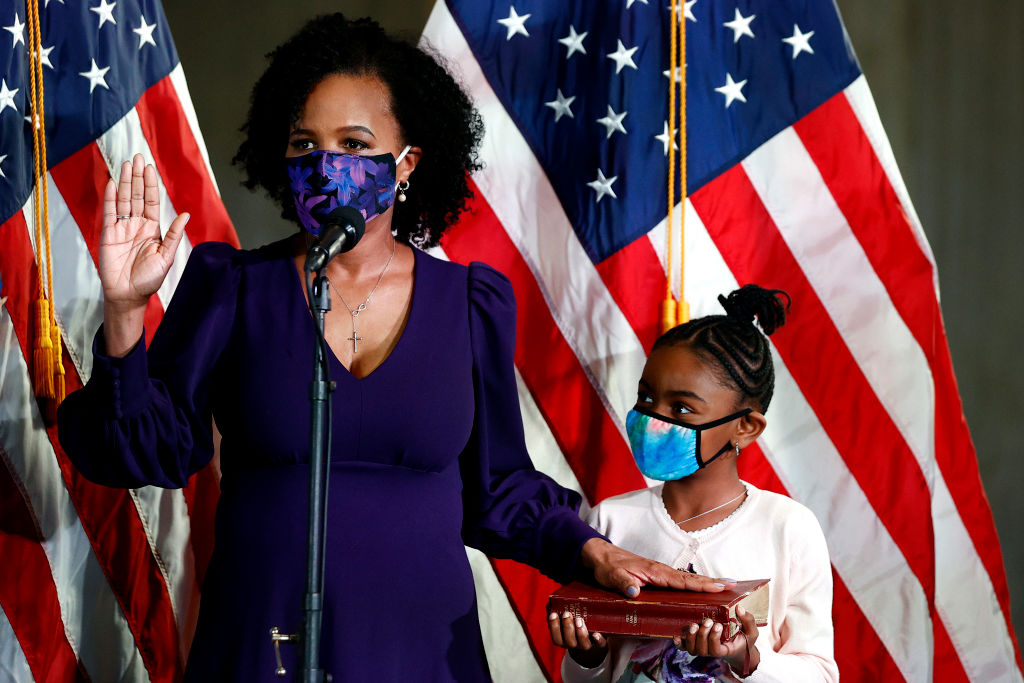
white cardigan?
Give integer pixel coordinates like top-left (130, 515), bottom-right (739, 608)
top-left (562, 483), bottom-right (839, 682)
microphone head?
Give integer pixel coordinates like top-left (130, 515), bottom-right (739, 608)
top-left (323, 206), bottom-right (366, 254)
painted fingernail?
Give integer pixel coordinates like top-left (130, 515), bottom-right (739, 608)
top-left (575, 617), bottom-right (584, 628)
top-left (594, 633), bottom-right (604, 643)
top-left (703, 619), bottom-right (713, 628)
top-left (549, 612), bottom-right (558, 621)
top-left (713, 582), bottom-right (726, 588)
top-left (689, 624), bottom-right (699, 634)
top-left (562, 611), bottom-right (572, 619)
top-left (713, 624), bottom-right (722, 633)
top-left (719, 578), bottom-right (737, 583)
top-left (626, 585), bottom-right (639, 597)
top-left (737, 605), bottom-right (747, 616)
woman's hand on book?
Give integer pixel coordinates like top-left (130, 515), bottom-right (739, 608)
top-left (673, 604), bottom-right (760, 678)
top-left (580, 538), bottom-right (734, 598)
top-left (548, 610), bottom-right (607, 669)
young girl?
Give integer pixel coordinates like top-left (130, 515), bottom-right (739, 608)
top-left (549, 285), bottom-right (839, 682)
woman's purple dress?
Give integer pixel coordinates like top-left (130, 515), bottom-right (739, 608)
top-left (57, 239), bottom-right (599, 681)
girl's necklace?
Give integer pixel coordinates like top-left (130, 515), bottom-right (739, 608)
top-left (674, 489), bottom-right (747, 527)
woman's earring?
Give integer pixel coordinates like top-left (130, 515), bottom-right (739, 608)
top-left (397, 180), bottom-right (410, 203)
top-left (734, 443), bottom-right (741, 457)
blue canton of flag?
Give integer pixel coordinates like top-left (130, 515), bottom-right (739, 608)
top-left (448, 0), bottom-right (860, 263)
top-left (0, 0), bottom-right (178, 223)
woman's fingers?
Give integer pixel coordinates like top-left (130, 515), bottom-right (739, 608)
top-left (161, 212), bottom-right (189, 260)
top-left (116, 160), bottom-right (132, 218)
top-left (143, 163), bottom-right (161, 222)
top-left (103, 179), bottom-right (117, 229)
top-left (130, 154), bottom-right (145, 217)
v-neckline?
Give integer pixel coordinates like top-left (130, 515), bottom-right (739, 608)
top-left (287, 242), bottom-right (421, 382)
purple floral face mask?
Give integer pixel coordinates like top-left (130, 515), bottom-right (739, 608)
top-left (286, 146), bottom-right (410, 236)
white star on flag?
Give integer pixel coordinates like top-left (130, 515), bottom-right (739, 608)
top-left (544, 89), bottom-right (575, 122)
top-left (4, 11), bottom-right (25, 48)
top-left (724, 8), bottom-right (755, 43)
top-left (586, 168), bottom-right (618, 202)
top-left (0, 153), bottom-right (6, 178)
top-left (497, 6), bottom-right (530, 41)
top-left (626, 0), bottom-right (649, 8)
top-left (0, 79), bottom-right (18, 115)
top-left (662, 66), bottom-right (685, 83)
top-left (783, 24), bottom-right (815, 59)
top-left (558, 25), bottom-right (587, 58)
top-left (714, 72), bottom-right (747, 107)
top-left (607, 39), bottom-right (639, 74)
top-left (596, 105), bottom-right (627, 138)
top-left (79, 59), bottom-right (111, 93)
top-left (37, 45), bottom-right (56, 69)
top-left (90, 0), bottom-right (117, 29)
top-left (655, 121), bottom-right (678, 155)
top-left (134, 15), bottom-right (157, 49)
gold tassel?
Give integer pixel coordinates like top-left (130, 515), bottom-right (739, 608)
top-left (677, 300), bottom-right (690, 325)
top-left (34, 298), bottom-right (55, 398)
top-left (50, 319), bottom-right (65, 402)
top-left (661, 298), bottom-right (678, 334)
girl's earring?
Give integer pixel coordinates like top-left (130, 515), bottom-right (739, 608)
top-left (397, 180), bottom-right (410, 203)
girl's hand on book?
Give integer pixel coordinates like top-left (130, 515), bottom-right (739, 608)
top-left (581, 538), bottom-right (733, 598)
top-left (548, 611), bottom-right (607, 669)
top-left (673, 605), bottom-right (761, 678)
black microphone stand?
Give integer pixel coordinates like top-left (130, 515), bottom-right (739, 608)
top-left (299, 266), bottom-right (333, 682)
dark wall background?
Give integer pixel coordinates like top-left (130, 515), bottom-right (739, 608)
top-left (162, 0), bottom-right (1023, 644)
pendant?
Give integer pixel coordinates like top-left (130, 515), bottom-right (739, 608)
top-left (348, 315), bottom-right (363, 353)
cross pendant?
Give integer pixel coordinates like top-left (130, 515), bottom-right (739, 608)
top-left (348, 326), bottom-right (364, 353)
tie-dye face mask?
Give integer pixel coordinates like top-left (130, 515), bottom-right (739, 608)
top-left (625, 406), bottom-right (751, 481)
top-left (286, 146), bottom-right (410, 236)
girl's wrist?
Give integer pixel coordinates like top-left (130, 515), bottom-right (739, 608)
top-left (726, 644), bottom-right (760, 678)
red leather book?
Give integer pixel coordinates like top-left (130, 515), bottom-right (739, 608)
top-left (547, 579), bottom-right (770, 639)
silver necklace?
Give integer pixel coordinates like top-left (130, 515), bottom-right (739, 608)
top-left (675, 489), bottom-right (746, 527)
top-left (328, 237), bottom-right (397, 353)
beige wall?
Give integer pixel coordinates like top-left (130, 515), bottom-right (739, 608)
top-left (164, 0), bottom-right (1023, 644)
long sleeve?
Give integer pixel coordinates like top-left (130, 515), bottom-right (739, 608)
top-left (458, 262), bottom-right (601, 583)
top-left (57, 242), bottom-right (240, 489)
top-left (739, 506), bottom-right (838, 683)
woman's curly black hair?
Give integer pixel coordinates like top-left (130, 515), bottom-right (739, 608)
top-left (654, 285), bottom-right (792, 412)
top-left (234, 14), bottom-right (484, 247)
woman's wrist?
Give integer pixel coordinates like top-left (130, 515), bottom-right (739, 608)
top-left (102, 300), bottom-right (147, 358)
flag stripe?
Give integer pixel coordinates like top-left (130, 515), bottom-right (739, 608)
top-left (0, 601), bottom-right (37, 683)
top-left (44, 154), bottom-right (200, 660)
top-left (693, 164), bottom-right (936, 591)
top-left (167, 65), bottom-right (220, 198)
top-left (682, 203), bottom-right (933, 679)
top-left (0, 213), bottom-right (151, 682)
top-left (0, 450), bottom-right (86, 683)
top-left (795, 90), bottom-right (1022, 677)
top-left (1, 213), bottom-right (184, 683)
top-left (135, 74), bottom-right (238, 249)
top-left (593, 235), bottom-right (665, 352)
top-left (842, 78), bottom-right (935, 271)
top-left (443, 193), bottom-right (646, 504)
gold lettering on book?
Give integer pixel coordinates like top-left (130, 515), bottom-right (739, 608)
top-left (626, 612), bottom-right (638, 626)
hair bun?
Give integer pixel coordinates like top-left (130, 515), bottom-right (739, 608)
top-left (717, 285), bottom-right (791, 336)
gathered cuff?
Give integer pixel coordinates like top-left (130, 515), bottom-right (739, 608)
top-left (92, 326), bottom-right (150, 420)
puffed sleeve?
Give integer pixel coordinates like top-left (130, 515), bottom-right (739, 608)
top-left (57, 241), bottom-right (240, 489)
top-left (458, 262), bottom-right (602, 583)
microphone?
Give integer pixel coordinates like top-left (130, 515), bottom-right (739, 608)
top-left (304, 206), bottom-right (366, 272)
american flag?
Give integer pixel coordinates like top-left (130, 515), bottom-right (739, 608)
top-left (422, 1), bottom-right (1023, 681)
top-left (0, 0), bottom-right (234, 680)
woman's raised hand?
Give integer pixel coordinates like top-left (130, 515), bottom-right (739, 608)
top-left (99, 154), bottom-right (189, 356)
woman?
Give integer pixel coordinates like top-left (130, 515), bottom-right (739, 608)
top-left (58, 14), bottom-right (723, 682)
